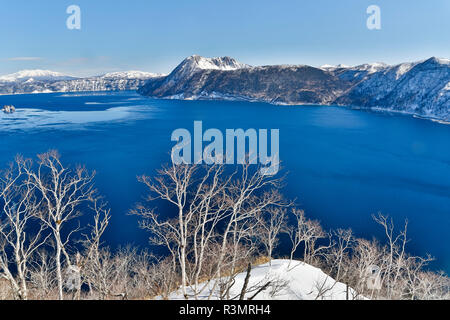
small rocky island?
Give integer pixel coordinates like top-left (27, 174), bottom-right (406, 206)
top-left (2, 105), bottom-right (16, 114)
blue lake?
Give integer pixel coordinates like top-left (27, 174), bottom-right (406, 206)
top-left (0, 91), bottom-right (449, 272)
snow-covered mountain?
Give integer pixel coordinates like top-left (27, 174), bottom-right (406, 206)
top-left (138, 55), bottom-right (251, 99)
top-left (100, 71), bottom-right (161, 80)
top-left (0, 70), bottom-right (162, 95)
top-left (139, 55), bottom-right (450, 121)
top-left (0, 70), bottom-right (77, 82)
top-left (320, 63), bottom-right (350, 70)
top-left (176, 54), bottom-right (250, 73)
top-left (168, 55), bottom-right (250, 85)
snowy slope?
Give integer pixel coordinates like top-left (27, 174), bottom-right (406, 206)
top-left (335, 57), bottom-right (450, 120)
top-left (167, 259), bottom-right (361, 300)
top-left (330, 62), bottom-right (390, 82)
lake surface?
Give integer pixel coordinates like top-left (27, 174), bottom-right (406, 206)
top-left (0, 91), bottom-right (449, 272)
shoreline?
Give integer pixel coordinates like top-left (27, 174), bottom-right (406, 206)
top-left (1, 90), bottom-right (449, 126)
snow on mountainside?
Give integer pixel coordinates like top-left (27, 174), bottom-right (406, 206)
top-left (335, 57), bottom-right (450, 120)
top-left (0, 70), bottom-right (161, 95)
top-left (319, 63), bottom-right (350, 70)
top-left (0, 69), bottom-right (77, 82)
top-left (330, 62), bottom-right (390, 83)
top-left (137, 55), bottom-right (251, 99)
top-left (139, 55), bottom-right (450, 121)
top-left (167, 259), bottom-right (362, 300)
top-left (178, 54), bottom-right (250, 72)
top-left (101, 71), bottom-right (164, 79)
top-left (166, 55), bottom-right (250, 83)
top-left (321, 62), bottom-right (387, 72)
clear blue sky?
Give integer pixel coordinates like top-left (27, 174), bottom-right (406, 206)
top-left (0, 0), bottom-right (448, 76)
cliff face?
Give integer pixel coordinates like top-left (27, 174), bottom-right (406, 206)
top-left (139, 56), bottom-right (450, 121)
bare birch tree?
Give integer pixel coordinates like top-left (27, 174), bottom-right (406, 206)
top-left (133, 162), bottom-right (203, 298)
top-left (24, 150), bottom-right (96, 300)
top-left (325, 228), bottom-right (354, 283)
top-left (208, 164), bottom-right (287, 299)
top-left (28, 250), bottom-right (57, 299)
top-left (286, 209), bottom-right (330, 266)
top-left (133, 162), bottom-right (287, 299)
top-left (0, 156), bottom-right (49, 300)
top-left (256, 207), bottom-right (288, 264)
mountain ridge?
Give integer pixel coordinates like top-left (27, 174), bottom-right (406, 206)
top-left (139, 55), bottom-right (450, 121)
top-left (0, 69), bottom-right (77, 82)
top-left (0, 69), bottom-right (163, 95)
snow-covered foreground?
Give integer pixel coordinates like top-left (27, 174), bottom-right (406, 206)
top-left (167, 259), bottom-right (363, 300)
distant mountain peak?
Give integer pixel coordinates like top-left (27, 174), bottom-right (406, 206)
top-left (100, 70), bottom-right (164, 79)
top-left (0, 69), bottom-right (76, 82)
top-left (423, 57), bottom-right (450, 65)
top-left (160, 55), bottom-right (250, 86)
top-left (320, 63), bottom-right (350, 70)
top-left (352, 62), bottom-right (389, 73)
top-left (178, 55), bottom-right (250, 72)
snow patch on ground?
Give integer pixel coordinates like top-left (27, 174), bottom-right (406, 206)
top-left (167, 259), bottom-right (362, 300)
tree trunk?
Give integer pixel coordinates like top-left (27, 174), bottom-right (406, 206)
top-left (239, 263), bottom-right (252, 300)
top-left (178, 208), bottom-right (187, 299)
top-left (15, 246), bottom-right (28, 300)
top-left (55, 236), bottom-right (64, 300)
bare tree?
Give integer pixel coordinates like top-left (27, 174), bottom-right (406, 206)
top-left (208, 164), bottom-right (287, 299)
top-left (408, 270), bottom-right (450, 300)
top-left (338, 237), bottom-right (383, 299)
top-left (132, 162), bottom-right (232, 298)
top-left (24, 150), bottom-right (97, 300)
top-left (133, 162), bottom-right (287, 300)
top-left (368, 213), bottom-right (444, 300)
top-left (286, 209), bottom-right (306, 267)
top-left (75, 198), bottom-right (111, 299)
top-left (325, 228), bottom-right (354, 283)
top-left (28, 250), bottom-right (57, 299)
top-left (132, 162), bottom-right (203, 298)
top-left (129, 252), bottom-right (177, 299)
top-left (82, 246), bottom-right (138, 300)
top-left (256, 207), bottom-right (288, 264)
top-left (0, 156), bottom-right (49, 300)
top-left (313, 228), bottom-right (355, 299)
top-left (286, 209), bottom-right (330, 266)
